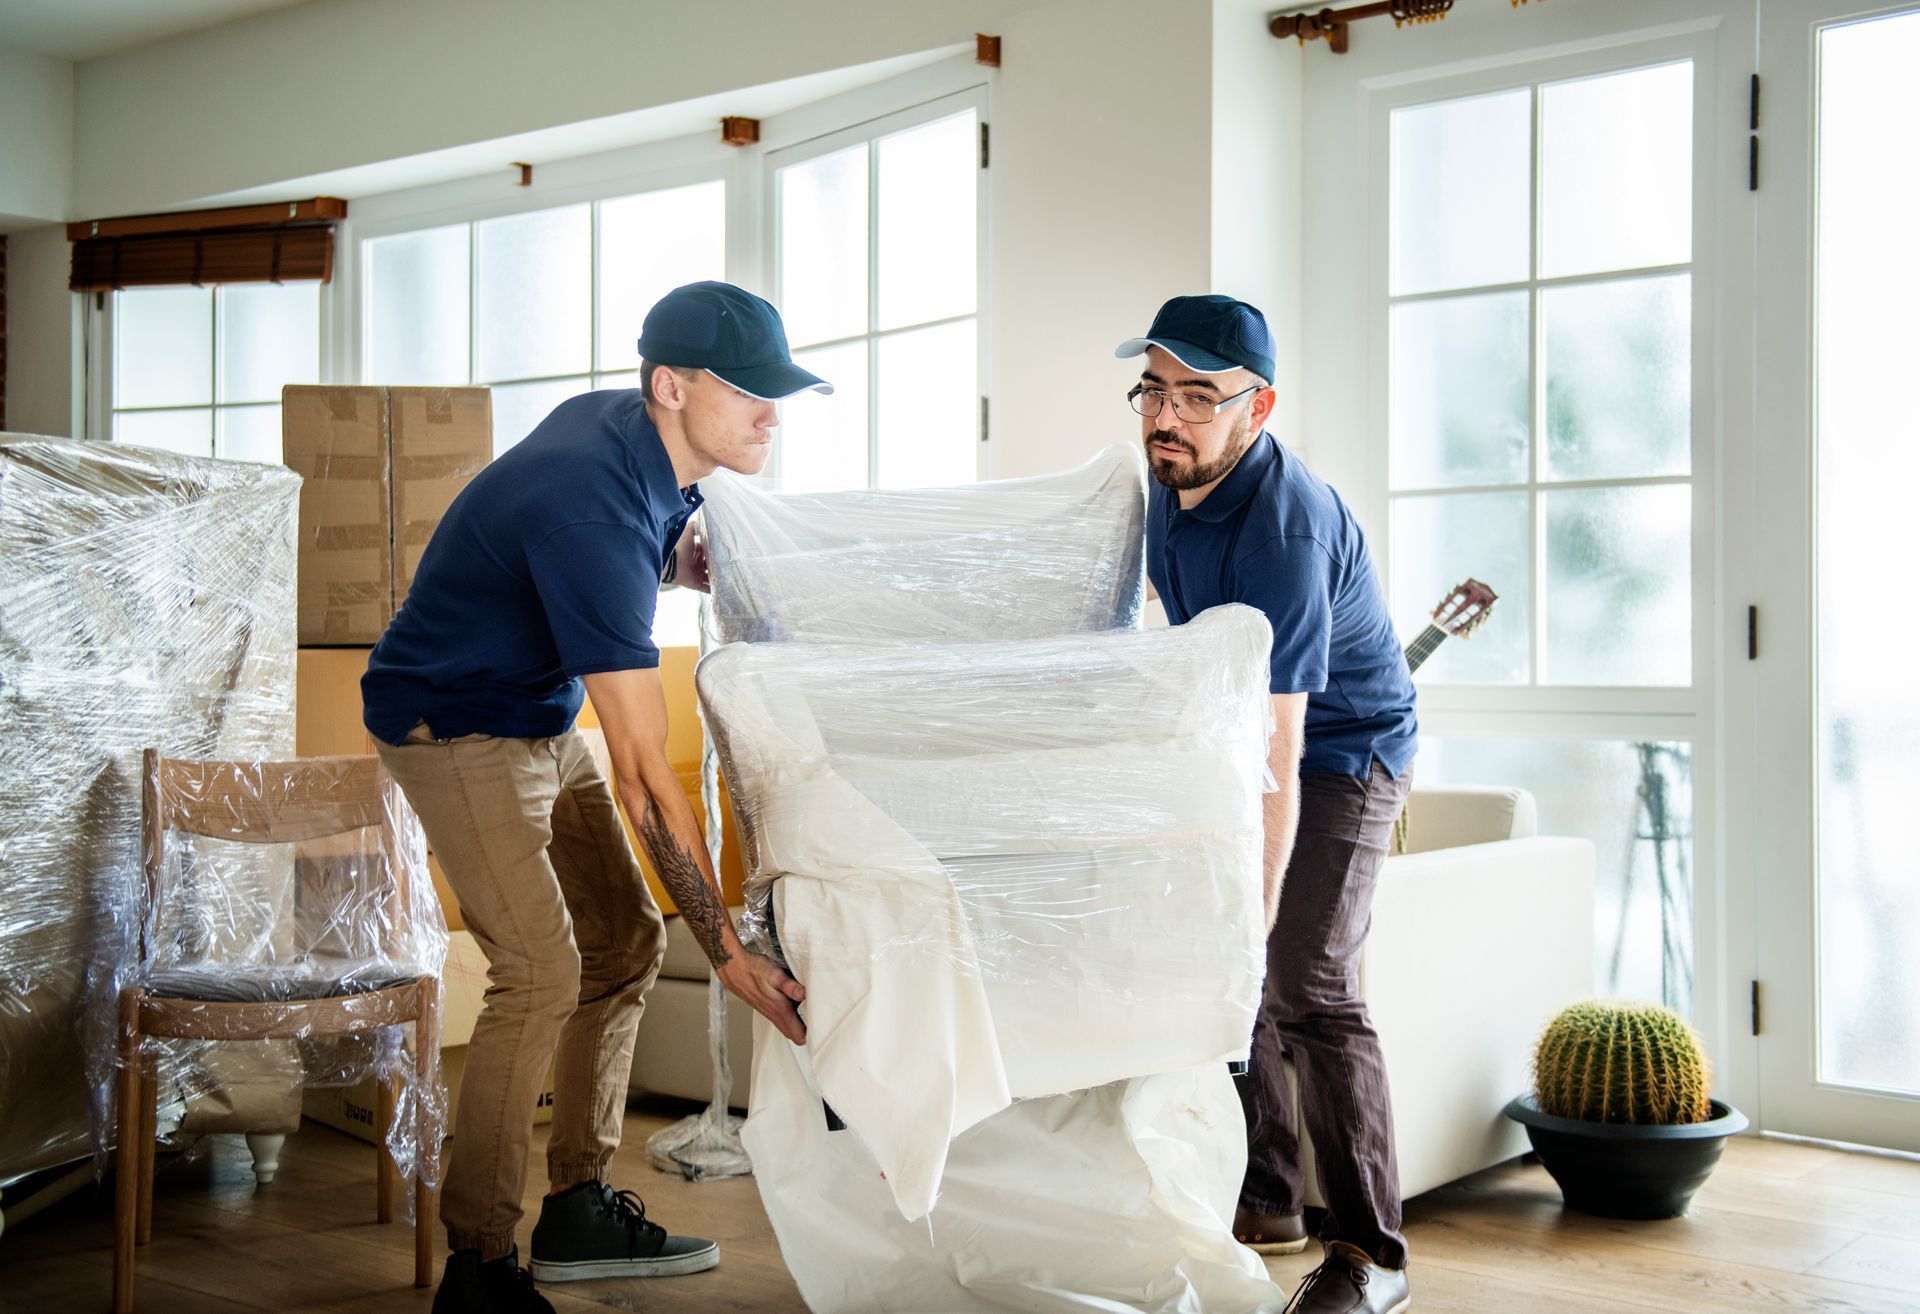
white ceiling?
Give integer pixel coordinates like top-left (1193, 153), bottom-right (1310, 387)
top-left (0, 0), bottom-right (312, 61)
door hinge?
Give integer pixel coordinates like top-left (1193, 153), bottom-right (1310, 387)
top-left (980, 396), bottom-right (990, 444)
top-left (1749, 74), bottom-right (1760, 190)
top-left (1751, 73), bottom-right (1761, 130)
top-left (1749, 135), bottom-right (1759, 191)
top-left (1747, 605), bottom-right (1758, 660)
top-left (1751, 979), bottom-right (1762, 1036)
top-left (980, 121), bottom-right (990, 169)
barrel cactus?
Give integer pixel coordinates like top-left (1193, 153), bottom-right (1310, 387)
top-left (1532, 1000), bottom-right (1712, 1125)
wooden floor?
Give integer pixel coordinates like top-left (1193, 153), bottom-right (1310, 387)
top-left (6, 1102), bottom-right (1920, 1313)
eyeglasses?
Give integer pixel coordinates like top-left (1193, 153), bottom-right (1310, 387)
top-left (1127, 383), bottom-right (1262, 424)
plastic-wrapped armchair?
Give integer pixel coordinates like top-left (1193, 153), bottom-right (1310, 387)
top-left (114, 751), bottom-right (445, 1313)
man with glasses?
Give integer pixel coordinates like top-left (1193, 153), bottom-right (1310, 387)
top-left (364, 282), bottom-right (824, 1313)
top-left (1116, 296), bottom-right (1418, 1314)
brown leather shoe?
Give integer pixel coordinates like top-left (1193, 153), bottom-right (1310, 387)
top-left (1283, 1241), bottom-right (1410, 1314)
top-left (1233, 1204), bottom-right (1310, 1255)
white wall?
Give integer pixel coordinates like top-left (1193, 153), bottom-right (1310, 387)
top-left (1211, 0), bottom-right (1304, 438)
top-left (0, 45), bottom-right (74, 227)
top-left (987, 0), bottom-right (1214, 480)
top-left (3, 224), bottom-right (79, 436)
top-left (69, 0), bottom-right (1035, 218)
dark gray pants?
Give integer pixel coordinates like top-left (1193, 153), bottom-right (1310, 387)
top-left (1238, 760), bottom-right (1412, 1270)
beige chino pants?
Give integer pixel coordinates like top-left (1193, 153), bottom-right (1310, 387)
top-left (376, 724), bottom-right (667, 1259)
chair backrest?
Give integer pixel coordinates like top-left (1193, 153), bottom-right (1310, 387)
top-left (138, 749), bottom-right (419, 966)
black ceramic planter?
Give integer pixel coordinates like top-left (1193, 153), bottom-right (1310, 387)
top-left (1503, 1094), bottom-right (1749, 1219)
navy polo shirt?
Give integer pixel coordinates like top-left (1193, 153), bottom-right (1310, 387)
top-left (1146, 431), bottom-right (1417, 780)
top-left (361, 390), bottom-right (699, 745)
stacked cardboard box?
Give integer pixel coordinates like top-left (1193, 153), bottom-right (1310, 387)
top-left (284, 385), bottom-right (492, 646)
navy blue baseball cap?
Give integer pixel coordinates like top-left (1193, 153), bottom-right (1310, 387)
top-left (1114, 294), bottom-right (1276, 385)
top-left (637, 281), bottom-right (832, 399)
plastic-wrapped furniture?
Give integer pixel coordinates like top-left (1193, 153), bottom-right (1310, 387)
top-left (701, 608), bottom-right (1288, 1313)
top-left (699, 443), bottom-right (1147, 645)
top-left (0, 437), bottom-right (302, 1184)
top-left (114, 751), bottom-right (446, 1312)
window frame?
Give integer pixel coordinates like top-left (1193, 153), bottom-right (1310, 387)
top-left (86, 280), bottom-right (336, 454)
top-left (761, 84), bottom-right (990, 491)
top-left (344, 135), bottom-right (740, 403)
top-left (1369, 34), bottom-right (1720, 717)
top-left (1354, 23), bottom-right (1730, 1030)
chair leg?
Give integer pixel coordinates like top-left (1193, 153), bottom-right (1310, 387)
top-left (136, 1057), bottom-right (157, 1245)
top-left (375, 1072), bottom-right (397, 1225)
top-left (415, 988), bottom-right (441, 1288)
top-left (244, 1134), bottom-right (285, 1186)
top-left (113, 993), bottom-right (142, 1314)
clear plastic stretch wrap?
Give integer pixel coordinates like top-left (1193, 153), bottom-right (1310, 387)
top-left (698, 444), bottom-right (1288, 1311)
top-left (700, 608), bottom-right (1275, 1227)
top-left (131, 752), bottom-right (449, 1194)
top-left (0, 437), bottom-right (444, 1192)
top-left (698, 443), bottom-right (1147, 644)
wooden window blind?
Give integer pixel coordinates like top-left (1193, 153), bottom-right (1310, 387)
top-left (68, 198), bottom-right (346, 292)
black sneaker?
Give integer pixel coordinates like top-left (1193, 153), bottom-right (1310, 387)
top-left (432, 1246), bottom-right (554, 1314)
top-left (528, 1181), bottom-right (720, 1282)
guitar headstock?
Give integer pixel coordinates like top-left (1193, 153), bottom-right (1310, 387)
top-left (1432, 579), bottom-right (1497, 640)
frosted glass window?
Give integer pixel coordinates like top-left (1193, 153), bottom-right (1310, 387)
top-left (216, 405), bottom-right (282, 464)
top-left (877, 111), bottom-right (977, 330)
top-left (599, 181), bottom-right (726, 372)
top-left (365, 225), bottom-right (470, 386)
top-left (218, 283), bottom-right (319, 404)
top-left (117, 408), bottom-right (212, 457)
top-left (492, 377), bottom-right (592, 456)
top-left (116, 287), bottom-right (212, 408)
top-left (779, 145), bottom-right (869, 348)
top-left (1814, 10), bottom-right (1920, 1097)
top-left (594, 371), bottom-right (638, 392)
top-left (1423, 736), bottom-right (1694, 1013)
top-left (1390, 89), bottom-right (1531, 296)
top-left (1544, 485), bottom-right (1691, 686)
top-left (877, 320), bottom-right (977, 489)
top-left (1389, 291), bottom-right (1530, 489)
top-left (1391, 493), bottom-right (1530, 684)
top-left (1541, 63), bottom-right (1693, 279)
top-left (1544, 275), bottom-right (1691, 481)
top-left (776, 342), bottom-right (868, 494)
top-left (476, 205), bottom-right (591, 383)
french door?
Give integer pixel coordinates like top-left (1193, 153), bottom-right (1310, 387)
top-left (1748, 0), bottom-right (1920, 1152)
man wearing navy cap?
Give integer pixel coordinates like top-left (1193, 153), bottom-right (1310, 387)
top-left (1117, 296), bottom-right (1418, 1314)
top-left (364, 281), bottom-right (826, 1313)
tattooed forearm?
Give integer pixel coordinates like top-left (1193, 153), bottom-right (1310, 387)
top-left (637, 798), bottom-right (733, 967)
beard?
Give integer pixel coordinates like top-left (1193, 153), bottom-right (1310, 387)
top-left (1145, 407), bottom-right (1256, 491)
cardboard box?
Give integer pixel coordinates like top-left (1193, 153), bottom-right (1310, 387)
top-left (302, 931), bottom-right (555, 1142)
top-left (284, 385), bottom-right (492, 644)
top-left (389, 388), bottom-right (493, 613)
top-left (285, 387), bottom-right (392, 646)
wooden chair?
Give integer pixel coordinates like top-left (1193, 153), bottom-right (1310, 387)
top-left (114, 751), bottom-right (441, 1313)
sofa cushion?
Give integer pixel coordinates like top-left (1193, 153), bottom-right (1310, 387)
top-left (1400, 785), bottom-right (1537, 853)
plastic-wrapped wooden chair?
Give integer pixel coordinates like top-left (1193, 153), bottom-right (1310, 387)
top-left (113, 751), bottom-right (440, 1313)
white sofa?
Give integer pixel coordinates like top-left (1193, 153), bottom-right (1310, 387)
top-left (1296, 783), bottom-right (1595, 1206)
top-left (630, 783), bottom-right (1594, 1206)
